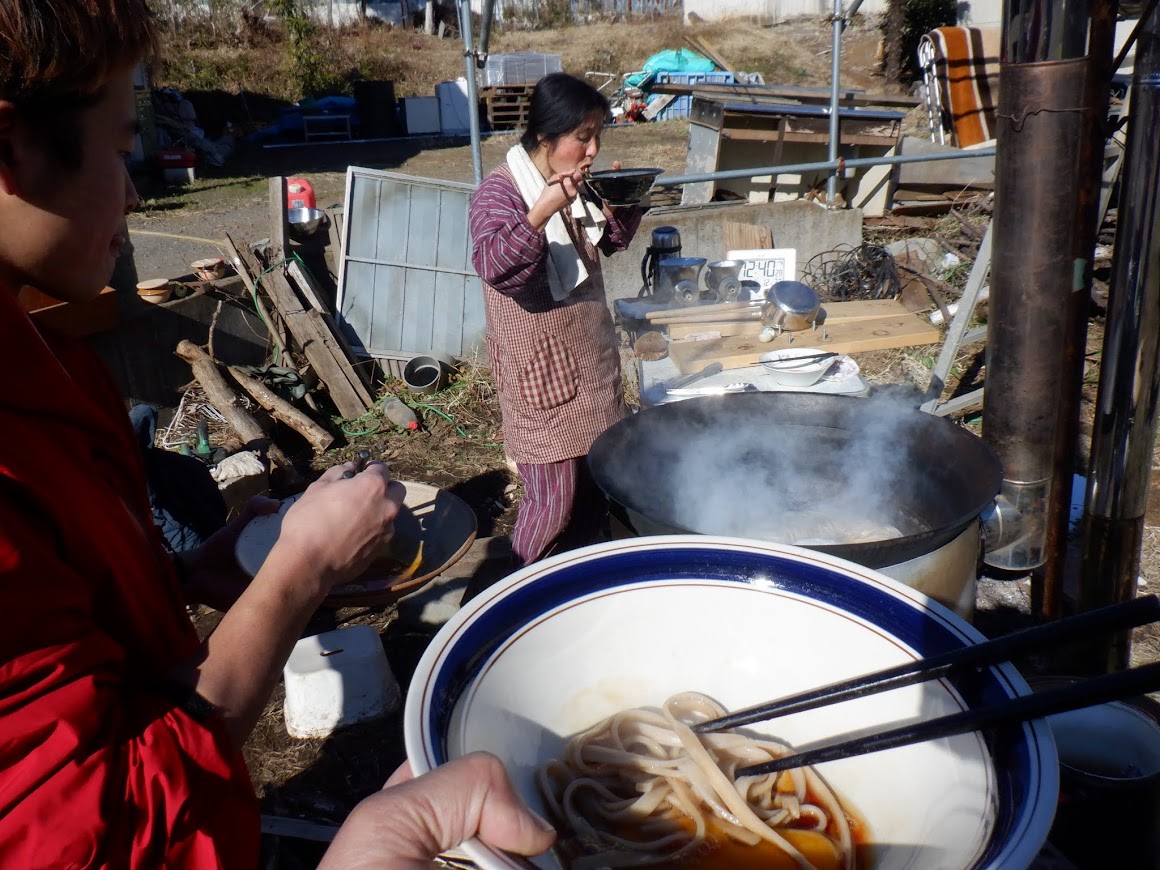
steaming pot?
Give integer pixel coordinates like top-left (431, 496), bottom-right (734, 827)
top-left (589, 392), bottom-right (1003, 618)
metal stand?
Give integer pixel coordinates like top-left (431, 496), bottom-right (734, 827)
top-left (919, 224), bottom-right (991, 417)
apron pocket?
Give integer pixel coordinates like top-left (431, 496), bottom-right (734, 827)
top-left (519, 333), bottom-right (580, 410)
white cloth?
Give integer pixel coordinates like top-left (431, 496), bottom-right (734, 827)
top-left (505, 145), bottom-right (606, 301)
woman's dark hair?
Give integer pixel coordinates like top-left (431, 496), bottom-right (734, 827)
top-left (520, 73), bottom-right (610, 152)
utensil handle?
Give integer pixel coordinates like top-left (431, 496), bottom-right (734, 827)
top-left (696, 594), bottom-right (1160, 733)
top-left (669, 362), bottom-right (724, 390)
top-left (735, 660), bottom-right (1160, 777)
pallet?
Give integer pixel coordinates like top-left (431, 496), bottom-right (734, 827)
top-left (480, 84), bottom-right (534, 131)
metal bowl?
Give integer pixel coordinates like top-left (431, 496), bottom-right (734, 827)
top-left (287, 207), bottom-right (327, 240)
top-left (585, 167), bottom-right (663, 206)
top-left (762, 280), bottom-right (821, 331)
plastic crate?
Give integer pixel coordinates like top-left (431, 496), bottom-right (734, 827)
top-left (649, 70), bottom-right (736, 121)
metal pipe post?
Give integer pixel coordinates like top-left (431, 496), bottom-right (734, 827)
top-left (458, 0), bottom-right (483, 184)
top-left (1079, 1), bottom-right (1160, 671)
top-left (1037, 0), bottom-right (1118, 621)
top-left (826, 0), bottom-right (844, 204)
top-left (981, 0), bottom-right (1094, 574)
top-left (653, 146), bottom-right (995, 188)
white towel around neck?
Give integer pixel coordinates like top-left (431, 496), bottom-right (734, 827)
top-left (505, 144), bottom-right (606, 301)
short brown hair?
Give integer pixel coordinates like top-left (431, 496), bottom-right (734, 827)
top-left (0, 0), bottom-right (158, 167)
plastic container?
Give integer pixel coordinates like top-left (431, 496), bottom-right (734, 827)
top-left (648, 71), bottom-right (736, 121)
top-left (154, 148), bottom-right (197, 184)
top-left (282, 625), bottom-right (400, 738)
top-left (402, 355), bottom-right (450, 395)
top-left (285, 177), bottom-right (316, 211)
top-left (382, 395), bottom-right (419, 431)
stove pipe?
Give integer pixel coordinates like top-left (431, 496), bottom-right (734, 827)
top-left (982, 0), bottom-right (1094, 571)
top-left (1079, 3), bottom-right (1160, 671)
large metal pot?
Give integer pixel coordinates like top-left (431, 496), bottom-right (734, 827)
top-left (589, 393), bottom-right (1002, 613)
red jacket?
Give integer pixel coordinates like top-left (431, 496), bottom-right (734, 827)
top-left (0, 288), bottom-right (258, 868)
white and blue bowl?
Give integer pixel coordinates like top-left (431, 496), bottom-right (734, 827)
top-left (404, 537), bottom-right (1058, 869)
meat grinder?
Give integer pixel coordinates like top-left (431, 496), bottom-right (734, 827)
top-left (704, 260), bottom-right (745, 303)
top-left (657, 257), bottom-right (707, 306)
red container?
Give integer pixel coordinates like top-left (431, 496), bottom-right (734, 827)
top-left (286, 177), bottom-right (316, 210)
top-left (153, 148), bottom-right (196, 169)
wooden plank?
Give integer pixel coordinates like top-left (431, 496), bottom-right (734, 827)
top-left (666, 311), bottom-right (942, 374)
top-left (20, 285), bottom-right (119, 337)
top-left (229, 233), bottom-right (369, 420)
top-left (684, 35), bottom-right (733, 73)
top-left (643, 93), bottom-right (678, 122)
top-left (645, 300), bottom-right (760, 322)
top-left (308, 308), bottom-right (376, 408)
top-left (224, 237), bottom-right (287, 359)
top-left (665, 299), bottom-right (918, 339)
top-left (719, 128), bottom-right (900, 147)
top-left (269, 177), bottom-right (289, 259)
top-left (722, 221), bottom-right (772, 253)
top-left (286, 259), bottom-right (328, 313)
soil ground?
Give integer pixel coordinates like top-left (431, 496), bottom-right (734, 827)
top-left (127, 16), bottom-right (1160, 866)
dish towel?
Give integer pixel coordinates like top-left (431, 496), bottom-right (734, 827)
top-left (506, 144), bottom-right (606, 301)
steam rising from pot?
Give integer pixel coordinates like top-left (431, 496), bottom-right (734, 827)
top-left (593, 390), bottom-right (956, 550)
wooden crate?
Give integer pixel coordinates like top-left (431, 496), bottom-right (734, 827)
top-left (480, 84), bottom-right (534, 131)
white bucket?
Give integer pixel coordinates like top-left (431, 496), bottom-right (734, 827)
top-left (283, 625), bottom-right (400, 739)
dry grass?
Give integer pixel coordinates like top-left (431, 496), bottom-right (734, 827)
top-left (155, 16), bottom-right (888, 109)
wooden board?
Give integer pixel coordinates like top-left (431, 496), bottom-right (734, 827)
top-left (667, 307), bottom-right (941, 374)
top-left (666, 299), bottom-right (918, 340)
top-left (20, 285), bottom-right (119, 337)
top-left (722, 220), bottom-right (773, 253)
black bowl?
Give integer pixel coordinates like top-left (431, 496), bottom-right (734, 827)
top-left (585, 167), bottom-right (664, 206)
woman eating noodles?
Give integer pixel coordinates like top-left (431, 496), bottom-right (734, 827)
top-left (469, 73), bottom-right (643, 569)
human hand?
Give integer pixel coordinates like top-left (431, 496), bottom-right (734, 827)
top-left (542, 169), bottom-right (585, 211)
top-left (180, 495), bottom-right (282, 610)
top-left (270, 460), bottom-right (405, 594)
top-left (319, 753), bottom-right (556, 869)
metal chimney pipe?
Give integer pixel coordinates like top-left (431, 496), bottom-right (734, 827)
top-left (981, 0), bottom-right (1093, 571)
top-left (1079, 1), bottom-right (1160, 671)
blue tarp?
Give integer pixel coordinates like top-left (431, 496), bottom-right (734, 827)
top-left (625, 49), bottom-right (716, 89)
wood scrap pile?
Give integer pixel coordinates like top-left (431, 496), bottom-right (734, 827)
top-left (173, 177), bottom-right (376, 480)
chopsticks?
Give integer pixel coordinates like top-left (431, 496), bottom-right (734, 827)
top-left (696, 594), bottom-right (1160, 736)
top-left (341, 449), bottom-right (372, 479)
top-left (764, 351), bottom-right (839, 368)
top-left (734, 658), bottom-right (1160, 777)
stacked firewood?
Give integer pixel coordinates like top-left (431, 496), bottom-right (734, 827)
top-left (174, 178), bottom-right (374, 479)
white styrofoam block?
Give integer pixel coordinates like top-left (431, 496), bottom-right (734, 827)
top-left (283, 625), bottom-right (400, 739)
top-left (436, 79), bottom-right (472, 136)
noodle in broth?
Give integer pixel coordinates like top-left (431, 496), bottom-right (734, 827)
top-left (538, 693), bottom-right (865, 870)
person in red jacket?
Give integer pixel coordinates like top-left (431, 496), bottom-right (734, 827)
top-left (0, 2), bottom-right (408, 866)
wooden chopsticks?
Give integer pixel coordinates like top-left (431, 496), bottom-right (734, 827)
top-left (688, 595), bottom-right (1160, 775)
top-left (695, 594), bottom-right (1160, 736)
top-left (734, 659), bottom-right (1160, 777)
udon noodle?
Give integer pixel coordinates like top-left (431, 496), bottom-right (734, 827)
top-left (538, 693), bottom-right (864, 870)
